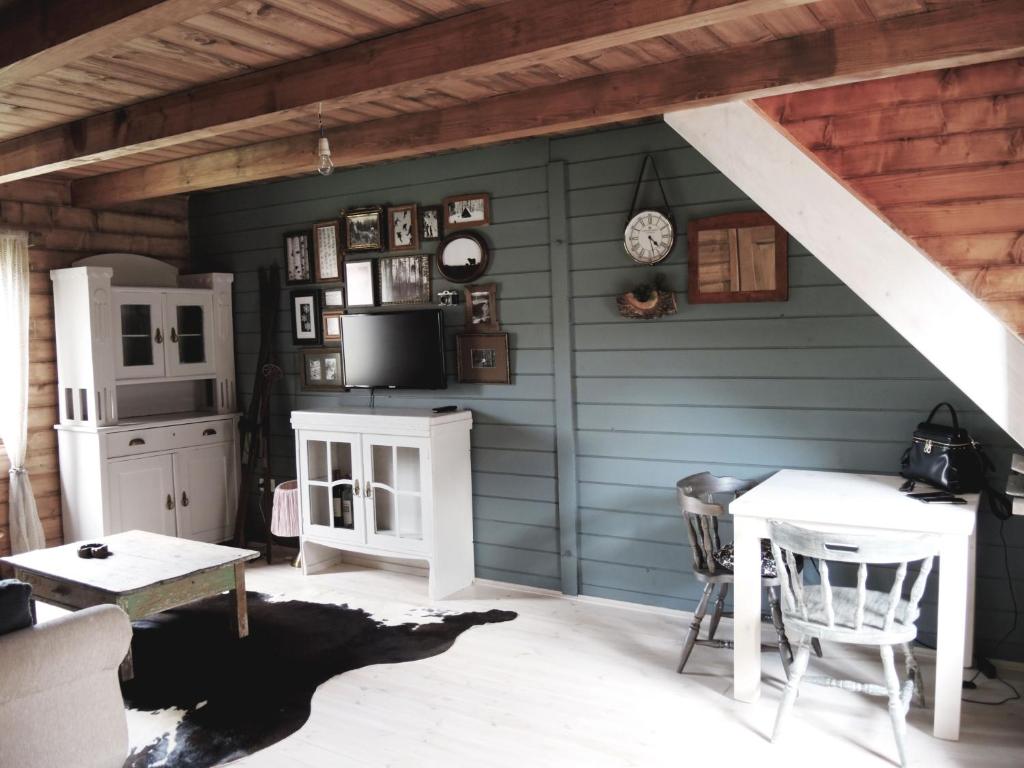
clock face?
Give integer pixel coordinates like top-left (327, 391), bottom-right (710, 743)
top-left (624, 210), bottom-right (674, 265)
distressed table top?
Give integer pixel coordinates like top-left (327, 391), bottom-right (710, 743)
top-left (1, 530), bottom-right (259, 595)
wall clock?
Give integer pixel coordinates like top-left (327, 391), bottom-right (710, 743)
top-left (623, 155), bottom-right (675, 265)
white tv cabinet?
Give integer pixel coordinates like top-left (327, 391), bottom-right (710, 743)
top-left (51, 255), bottom-right (240, 544)
top-left (291, 407), bottom-right (474, 600)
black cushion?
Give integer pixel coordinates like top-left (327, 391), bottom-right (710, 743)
top-left (0, 579), bottom-right (33, 636)
top-left (712, 541), bottom-right (779, 578)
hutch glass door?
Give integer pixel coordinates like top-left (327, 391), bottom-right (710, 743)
top-left (113, 290), bottom-right (165, 379)
top-left (363, 437), bottom-right (428, 552)
top-left (164, 291), bottom-right (215, 377)
top-left (302, 431), bottom-right (363, 544)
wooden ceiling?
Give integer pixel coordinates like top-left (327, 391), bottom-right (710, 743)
top-left (0, 0), bottom-right (1021, 205)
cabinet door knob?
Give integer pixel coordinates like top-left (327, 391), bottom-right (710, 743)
top-left (366, 485), bottom-right (373, 500)
top-left (129, 437), bottom-right (146, 446)
top-left (202, 428), bottom-right (217, 436)
top-left (353, 479), bottom-right (360, 496)
top-left (170, 327), bottom-right (178, 343)
top-left (165, 494), bottom-right (174, 510)
top-left (154, 328), bottom-right (163, 344)
top-left (181, 491), bottom-right (190, 507)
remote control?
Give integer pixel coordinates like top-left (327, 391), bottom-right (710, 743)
top-left (432, 405), bottom-right (458, 413)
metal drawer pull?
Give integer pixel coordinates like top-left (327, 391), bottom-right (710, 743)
top-left (203, 428), bottom-right (217, 436)
top-left (129, 437), bottom-right (146, 446)
top-left (154, 328), bottom-right (163, 344)
top-left (181, 491), bottom-right (190, 507)
top-left (165, 494), bottom-right (174, 510)
top-left (366, 485), bottom-right (373, 500)
top-left (170, 327), bottom-right (178, 343)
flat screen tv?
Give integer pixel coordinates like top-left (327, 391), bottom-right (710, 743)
top-left (341, 309), bottom-right (447, 389)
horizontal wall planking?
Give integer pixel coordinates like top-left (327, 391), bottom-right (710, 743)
top-left (191, 139), bottom-right (552, 220)
top-left (237, 348), bottom-right (555, 377)
top-left (568, 236), bottom-right (815, 273)
top-left (574, 347), bottom-right (944, 380)
top-left (580, 532), bottom-right (688, 573)
top-left (570, 255), bottom-right (840, 297)
top-left (574, 376), bottom-right (988, 412)
top-left (573, 316), bottom-right (905, 351)
top-left (579, 559), bottom-right (700, 605)
top-left (569, 201), bottom-right (761, 245)
top-left (572, 285), bottom-right (872, 323)
top-left (576, 430), bottom-right (910, 473)
top-left (565, 145), bottom-right (717, 190)
top-left (473, 448), bottom-right (556, 478)
top-left (473, 496), bottom-right (557, 528)
top-left (475, 566), bottom-right (561, 592)
top-left (475, 519), bottom-right (559, 554)
top-left (474, 542), bottom-right (560, 580)
top-left (473, 471), bottom-right (556, 504)
top-left (191, 166), bottom-right (550, 238)
top-left (574, 404), bottom-right (1007, 444)
top-left (580, 506), bottom-right (687, 542)
top-left (567, 174), bottom-right (745, 217)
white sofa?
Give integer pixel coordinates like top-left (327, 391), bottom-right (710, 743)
top-left (0, 604), bottom-right (132, 768)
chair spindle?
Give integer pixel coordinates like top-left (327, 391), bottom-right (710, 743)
top-left (784, 549), bottom-right (808, 621)
top-left (904, 557), bottom-right (933, 626)
top-left (819, 560), bottom-right (835, 628)
top-left (884, 562), bottom-right (908, 631)
top-left (855, 562), bottom-right (867, 631)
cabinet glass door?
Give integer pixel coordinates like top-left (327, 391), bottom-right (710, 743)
top-left (302, 431), bottom-right (363, 543)
top-left (165, 291), bottom-right (215, 377)
top-left (363, 438), bottom-right (428, 552)
top-left (113, 290), bottom-right (165, 379)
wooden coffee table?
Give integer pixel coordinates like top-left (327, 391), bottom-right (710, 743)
top-left (1, 530), bottom-right (259, 679)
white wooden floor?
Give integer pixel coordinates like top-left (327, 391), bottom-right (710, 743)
top-left (174, 562), bottom-right (1024, 767)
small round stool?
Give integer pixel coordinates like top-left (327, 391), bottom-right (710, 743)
top-left (271, 479), bottom-right (301, 567)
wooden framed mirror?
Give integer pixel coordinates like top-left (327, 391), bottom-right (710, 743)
top-left (687, 212), bottom-right (788, 303)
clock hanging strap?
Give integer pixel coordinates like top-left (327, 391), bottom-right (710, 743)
top-left (628, 154), bottom-right (672, 220)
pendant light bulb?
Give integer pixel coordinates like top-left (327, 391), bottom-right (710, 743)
top-left (317, 136), bottom-right (334, 176)
top-left (316, 102), bottom-right (334, 176)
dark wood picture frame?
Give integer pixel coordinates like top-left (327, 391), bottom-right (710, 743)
top-left (322, 309), bottom-right (344, 344)
top-left (436, 231), bottom-right (489, 283)
top-left (284, 230), bottom-right (313, 285)
top-left (301, 347), bottom-right (345, 391)
top-left (443, 193), bottom-right (490, 231)
top-left (456, 332), bottom-right (510, 384)
top-left (313, 220), bottom-right (343, 282)
top-left (687, 211), bottom-right (788, 304)
top-left (343, 206), bottom-right (384, 252)
top-left (321, 286), bottom-right (345, 309)
top-left (463, 282), bottom-right (499, 332)
top-left (378, 254), bottom-right (432, 305)
top-left (420, 205), bottom-right (442, 241)
top-left (387, 203), bottom-right (419, 252)
top-left (290, 289), bottom-right (321, 346)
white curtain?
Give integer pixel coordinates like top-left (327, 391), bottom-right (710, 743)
top-left (0, 230), bottom-right (44, 553)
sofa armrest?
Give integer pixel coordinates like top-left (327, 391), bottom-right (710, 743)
top-left (0, 605), bottom-right (131, 702)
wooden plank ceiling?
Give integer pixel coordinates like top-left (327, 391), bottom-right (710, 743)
top-left (757, 58), bottom-right (1024, 337)
top-left (0, 0), bottom-right (1021, 204)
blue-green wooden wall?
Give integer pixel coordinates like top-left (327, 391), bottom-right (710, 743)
top-left (190, 121), bottom-right (1023, 660)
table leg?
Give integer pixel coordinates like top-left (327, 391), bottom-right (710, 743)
top-left (964, 520), bottom-right (977, 667)
top-left (733, 516), bottom-right (762, 702)
top-left (232, 562), bottom-right (249, 639)
top-left (934, 532), bottom-right (968, 740)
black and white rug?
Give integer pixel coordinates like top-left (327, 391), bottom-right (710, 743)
top-left (122, 592), bottom-right (516, 767)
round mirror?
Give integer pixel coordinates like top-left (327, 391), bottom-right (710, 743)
top-left (436, 232), bottom-right (489, 283)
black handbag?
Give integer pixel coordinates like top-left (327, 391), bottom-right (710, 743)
top-left (900, 402), bottom-right (991, 493)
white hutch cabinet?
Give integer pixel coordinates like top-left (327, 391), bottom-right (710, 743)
top-left (51, 254), bottom-right (239, 544)
top-left (292, 408), bottom-right (474, 600)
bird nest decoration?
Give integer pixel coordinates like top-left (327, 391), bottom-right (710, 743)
top-left (616, 275), bottom-right (677, 319)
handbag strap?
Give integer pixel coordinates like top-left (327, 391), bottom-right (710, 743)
top-left (628, 155), bottom-right (672, 219)
top-left (925, 401), bottom-right (960, 431)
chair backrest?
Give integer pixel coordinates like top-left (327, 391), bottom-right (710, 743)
top-left (767, 521), bottom-right (940, 633)
top-left (676, 472), bottom-right (756, 575)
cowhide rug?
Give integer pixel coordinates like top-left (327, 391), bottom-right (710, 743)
top-left (121, 592), bottom-right (516, 767)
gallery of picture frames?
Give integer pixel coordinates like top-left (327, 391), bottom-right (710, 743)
top-left (282, 192), bottom-right (511, 389)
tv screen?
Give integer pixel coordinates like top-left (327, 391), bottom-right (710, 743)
top-left (341, 309), bottom-right (447, 389)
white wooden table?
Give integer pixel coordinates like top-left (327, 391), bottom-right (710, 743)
top-left (729, 470), bottom-right (977, 741)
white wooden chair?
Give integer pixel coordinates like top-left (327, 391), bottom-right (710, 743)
top-left (767, 521), bottom-right (937, 768)
top-left (676, 473), bottom-right (814, 675)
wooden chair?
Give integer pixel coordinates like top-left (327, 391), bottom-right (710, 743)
top-left (675, 473), bottom-right (812, 675)
top-left (767, 521), bottom-right (937, 768)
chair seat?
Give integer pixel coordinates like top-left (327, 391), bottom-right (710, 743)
top-left (782, 586), bottom-right (918, 645)
top-left (712, 541), bottom-right (778, 578)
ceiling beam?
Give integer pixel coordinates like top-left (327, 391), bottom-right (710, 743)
top-left (71, 0), bottom-right (1024, 207)
top-left (0, 0), bottom-right (818, 184)
top-left (0, 0), bottom-right (233, 89)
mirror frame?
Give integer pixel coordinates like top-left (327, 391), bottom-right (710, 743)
top-left (687, 212), bottom-right (788, 304)
top-left (436, 231), bottom-right (490, 284)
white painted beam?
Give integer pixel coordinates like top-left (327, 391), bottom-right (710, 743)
top-left (665, 102), bottom-right (1024, 450)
